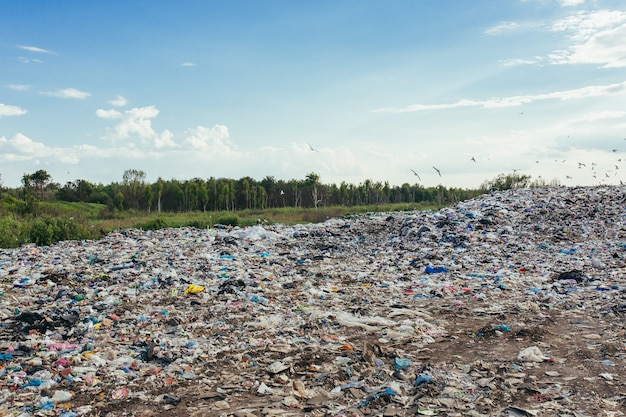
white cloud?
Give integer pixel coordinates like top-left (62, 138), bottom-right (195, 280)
top-left (559, 0), bottom-right (585, 6)
top-left (181, 62), bottom-right (196, 67)
top-left (0, 103), bottom-right (27, 117)
top-left (500, 57), bottom-right (543, 66)
top-left (8, 84), bottom-right (30, 91)
top-left (575, 110), bottom-right (626, 122)
top-left (183, 125), bottom-right (238, 156)
top-left (18, 56), bottom-right (43, 64)
top-left (541, 10), bottom-right (626, 67)
top-left (98, 105), bottom-right (178, 149)
top-left (17, 45), bottom-right (53, 54)
top-left (549, 10), bottom-right (626, 40)
top-left (0, 133), bottom-right (79, 164)
top-left (102, 106), bottom-right (159, 140)
top-left (373, 80), bottom-right (626, 112)
top-left (41, 88), bottom-right (91, 99)
top-left (557, 23), bottom-right (626, 67)
top-left (154, 130), bottom-right (177, 149)
top-left (484, 21), bottom-right (520, 35)
top-left (503, 10), bottom-right (626, 69)
top-left (96, 109), bottom-right (123, 119)
top-left (109, 95), bottom-right (128, 106)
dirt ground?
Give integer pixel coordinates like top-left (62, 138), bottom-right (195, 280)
top-left (82, 294), bottom-right (626, 417)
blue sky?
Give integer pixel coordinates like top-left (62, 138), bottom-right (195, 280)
top-left (2, 0), bottom-right (626, 189)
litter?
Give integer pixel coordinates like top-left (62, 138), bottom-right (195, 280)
top-left (0, 185), bottom-right (625, 416)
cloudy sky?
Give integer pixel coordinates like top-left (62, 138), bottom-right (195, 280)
top-left (2, 0), bottom-right (626, 189)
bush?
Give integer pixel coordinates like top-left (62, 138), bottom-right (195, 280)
top-left (215, 214), bottom-right (239, 227)
top-left (135, 217), bottom-right (168, 231)
top-left (0, 216), bottom-right (28, 248)
top-left (28, 216), bottom-right (89, 246)
top-left (185, 218), bottom-right (213, 229)
top-left (0, 195), bottom-right (30, 216)
top-left (29, 217), bottom-right (56, 246)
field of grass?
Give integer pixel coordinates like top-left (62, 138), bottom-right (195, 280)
top-left (0, 200), bottom-right (445, 248)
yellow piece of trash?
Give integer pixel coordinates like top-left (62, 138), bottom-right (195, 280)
top-left (184, 284), bottom-right (205, 294)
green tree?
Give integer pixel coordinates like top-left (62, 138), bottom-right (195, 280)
top-left (23, 169), bottom-right (52, 200)
top-left (122, 169), bottom-right (146, 209)
top-left (481, 172), bottom-right (532, 191)
top-left (144, 184), bottom-right (154, 213)
top-left (156, 178), bottom-right (164, 213)
top-left (114, 191), bottom-right (124, 211)
top-left (304, 173), bottom-right (321, 208)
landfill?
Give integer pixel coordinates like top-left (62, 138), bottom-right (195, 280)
top-left (1, 185), bottom-right (626, 417)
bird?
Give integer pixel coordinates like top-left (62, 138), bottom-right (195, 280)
top-left (432, 166), bottom-right (441, 177)
top-left (612, 149), bottom-right (618, 153)
top-left (307, 143), bottom-right (320, 152)
top-left (470, 157), bottom-right (476, 162)
top-left (410, 169), bottom-right (421, 180)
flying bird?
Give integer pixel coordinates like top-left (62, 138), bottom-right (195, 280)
top-left (307, 143), bottom-right (320, 152)
top-left (432, 166), bottom-right (441, 177)
top-left (410, 169), bottom-right (421, 180)
top-left (470, 157), bottom-right (476, 162)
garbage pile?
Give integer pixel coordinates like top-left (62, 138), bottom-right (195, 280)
top-left (1, 185), bottom-right (625, 417)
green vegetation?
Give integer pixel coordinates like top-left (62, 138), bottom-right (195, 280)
top-left (0, 170), bottom-right (549, 248)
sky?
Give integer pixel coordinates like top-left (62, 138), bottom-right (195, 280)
top-left (1, 0), bottom-right (626, 190)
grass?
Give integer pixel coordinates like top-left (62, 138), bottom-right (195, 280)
top-left (0, 200), bottom-right (446, 248)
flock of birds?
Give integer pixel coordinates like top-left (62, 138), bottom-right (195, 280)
top-left (306, 142), bottom-right (626, 187)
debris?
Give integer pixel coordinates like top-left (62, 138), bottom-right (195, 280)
top-left (0, 185), bottom-right (625, 416)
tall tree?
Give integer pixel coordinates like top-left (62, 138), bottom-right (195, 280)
top-left (144, 184), bottom-right (154, 213)
top-left (122, 169), bottom-right (146, 209)
top-left (156, 178), bottom-right (164, 213)
top-left (23, 169), bottom-right (52, 200)
top-left (304, 172), bottom-right (322, 208)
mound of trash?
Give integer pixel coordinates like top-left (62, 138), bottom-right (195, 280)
top-left (1, 186), bottom-right (625, 416)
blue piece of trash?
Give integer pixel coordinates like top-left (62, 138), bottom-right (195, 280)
top-left (415, 373), bottom-right (433, 386)
top-left (356, 387), bottom-right (397, 407)
top-left (21, 379), bottom-right (43, 389)
top-left (425, 266), bottom-right (448, 274)
top-left (394, 357), bottom-right (412, 370)
top-left (110, 263), bottom-right (134, 271)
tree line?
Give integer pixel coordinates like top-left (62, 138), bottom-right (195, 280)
top-left (1, 169), bottom-right (541, 213)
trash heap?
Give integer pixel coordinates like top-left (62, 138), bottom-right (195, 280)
top-left (1, 185), bottom-right (626, 417)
